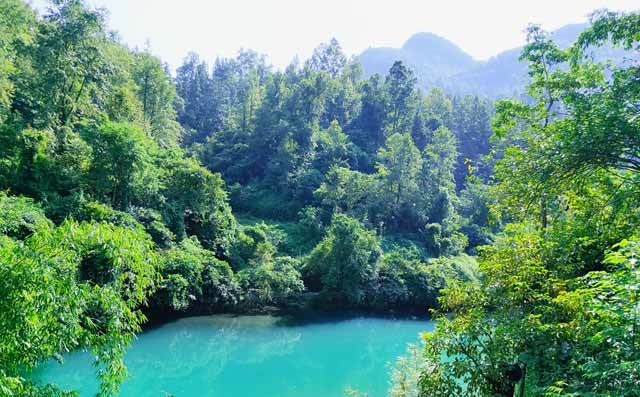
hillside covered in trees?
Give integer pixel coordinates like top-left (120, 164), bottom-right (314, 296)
top-left (0, 0), bottom-right (639, 396)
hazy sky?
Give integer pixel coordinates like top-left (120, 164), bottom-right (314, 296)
top-left (30, 0), bottom-right (639, 71)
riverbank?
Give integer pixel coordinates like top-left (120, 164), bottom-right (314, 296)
top-left (143, 291), bottom-right (432, 329)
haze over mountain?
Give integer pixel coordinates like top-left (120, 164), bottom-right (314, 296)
top-left (358, 23), bottom-right (634, 98)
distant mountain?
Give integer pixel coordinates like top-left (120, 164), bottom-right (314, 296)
top-left (359, 32), bottom-right (480, 92)
top-left (444, 23), bottom-right (588, 98)
top-left (358, 23), bottom-right (636, 98)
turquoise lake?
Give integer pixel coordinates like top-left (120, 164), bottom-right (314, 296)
top-left (31, 314), bottom-right (433, 397)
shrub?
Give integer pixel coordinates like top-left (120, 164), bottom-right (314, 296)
top-left (374, 250), bottom-right (479, 310)
top-left (305, 214), bottom-right (381, 306)
top-left (129, 206), bottom-right (175, 248)
top-left (0, 193), bottom-right (51, 239)
top-left (152, 238), bottom-right (239, 313)
top-left (0, 219), bottom-right (157, 396)
top-left (237, 256), bottom-right (305, 307)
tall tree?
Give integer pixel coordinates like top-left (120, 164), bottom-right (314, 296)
top-left (417, 12), bottom-right (640, 396)
top-left (306, 38), bottom-right (347, 78)
top-left (132, 50), bottom-right (181, 147)
top-left (304, 214), bottom-right (381, 305)
top-left (83, 121), bottom-right (154, 210)
top-left (350, 74), bottom-right (387, 158)
top-left (384, 61), bottom-right (418, 135)
top-left (376, 132), bottom-right (422, 230)
top-left (449, 95), bottom-right (493, 187)
top-left (0, 0), bottom-right (34, 122)
top-left (422, 126), bottom-right (459, 226)
top-left (424, 88), bottom-right (452, 129)
top-left (175, 52), bottom-right (216, 143)
top-left (13, 0), bottom-right (112, 129)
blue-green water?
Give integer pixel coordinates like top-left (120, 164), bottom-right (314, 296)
top-left (31, 314), bottom-right (432, 397)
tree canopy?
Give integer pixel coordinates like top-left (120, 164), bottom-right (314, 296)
top-left (2, 1), bottom-right (635, 396)
top-left (412, 10), bottom-right (640, 397)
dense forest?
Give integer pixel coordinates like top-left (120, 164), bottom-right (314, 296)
top-left (0, 0), bottom-right (638, 395)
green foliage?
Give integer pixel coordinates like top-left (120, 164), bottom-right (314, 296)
top-left (0, 0), bottom-right (34, 123)
top-left (414, 12), bottom-right (640, 397)
top-left (237, 256), bottom-right (305, 307)
top-left (231, 183), bottom-right (300, 219)
top-left (0, 218), bottom-right (157, 396)
top-left (0, 0), bottom-right (515, 394)
top-left (234, 215), bottom-right (321, 259)
top-left (161, 155), bottom-right (236, 254)
top-left (55, 221), bottom-right (158, 304)
top-left (306, 38), bottom-right (347, 78)
top-left (375, 249), bottom-right (479, 310)
top-left (421, 126), bottom-right (459, 228)
top-left (423, 223), bottom-right (468, 257)
top-left (315, 165), bottom-right (376, 220)
top-left (128, 206), bottom-right (175, 248)
top-left (459, 176), bottom-right (496, 253)
top-left (0, 192), bottom-right (52, 239)
top-left (83, 121), bottom-right (155, 210)
top-left (174, 53), bottom-right (217, 144)
top-left (14, 0), bottom-right (114, 129)
top-left (46, 195), bottom-right (137, 227)
top-left (132, 50), bottom-right (181, 147)
top-left (419, 227), bottom-right (640, 396)
top-left (0, 2), bottom-right (244, 393)
top-left (312, 120), bottom-right (351, 173)
top-left (389, 343), bottom-right (426, 397)
top-left (448, 95), bottom-right (493, 186)
top-left (305, 214), bottom-right (381, 305)
top-left (491, 12), bottom-right (640, 224)
top-left (385, 61), bottom-right (418, 134)
top-left (227, 221), bottom-right (305, 307)
top-left (542, 237), bottom-right (640, 393)
top-left (152, 237), bottom-right (238, 312)
top-left (419, 225), bottom-right (546, 396)
top-left (229, 221), bottom-right (285, 269)
top-left (189, 45), bottom-right (491, 251)
top-left (376, 133), bottom-right (422, 230)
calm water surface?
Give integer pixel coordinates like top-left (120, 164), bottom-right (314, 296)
top-left (31, 314), bottom-right (433, 397)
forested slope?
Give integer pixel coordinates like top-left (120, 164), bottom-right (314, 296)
top-left (393, 11), bottom-right (640, 397)
top-left (0, 1), bottom-right (488, 394)
top-left (1, 0), bottom-right (638, 396)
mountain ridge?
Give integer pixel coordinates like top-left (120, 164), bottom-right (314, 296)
top-left (358, 23), bottom-right (605, 98)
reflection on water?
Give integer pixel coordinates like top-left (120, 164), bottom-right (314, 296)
top-left (31, 314), bottom-right (433, 397)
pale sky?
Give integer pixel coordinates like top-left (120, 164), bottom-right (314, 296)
top-left (30, 0), bottom-right (639, 71)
